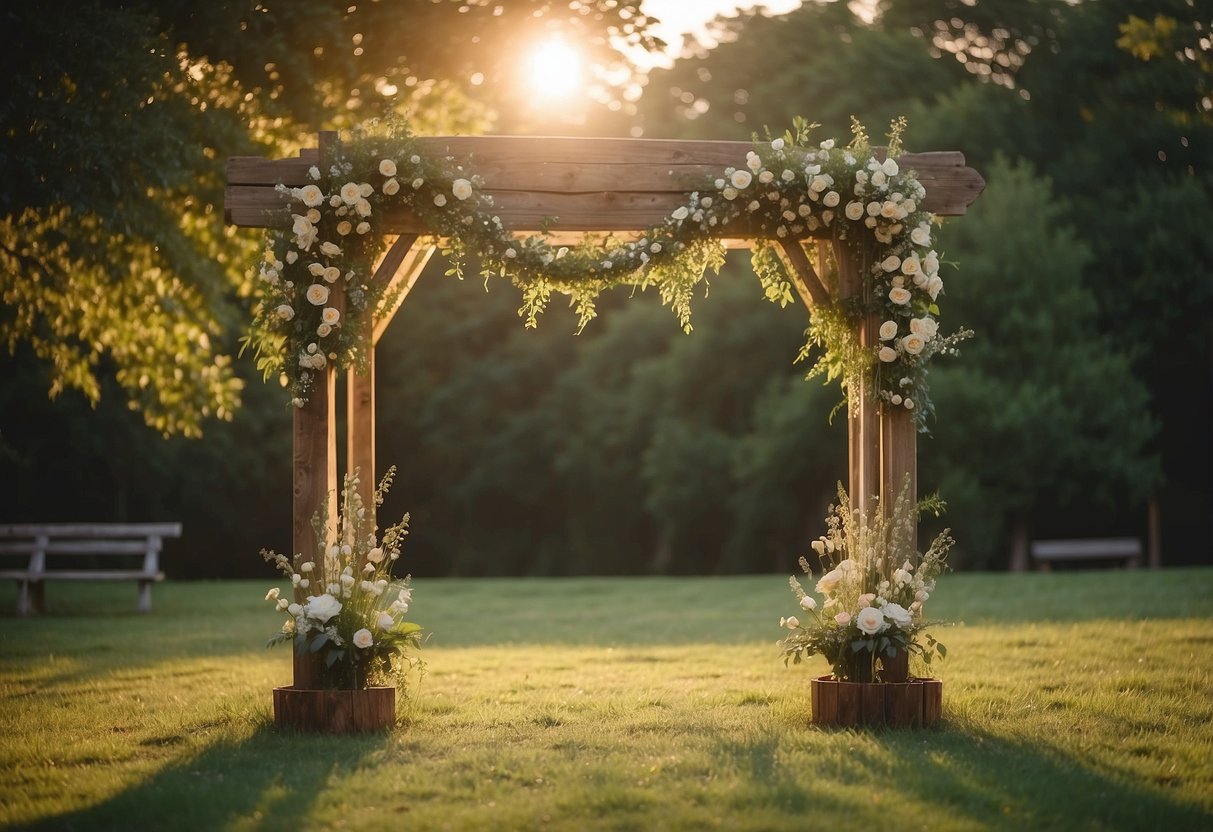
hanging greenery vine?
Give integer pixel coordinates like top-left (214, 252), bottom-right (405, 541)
top-left (245, 116), bottom-right (967, 420)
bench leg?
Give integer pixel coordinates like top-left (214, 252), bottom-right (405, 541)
top-left (138, 581), bottom-right (153, 613)
top-left (30, 581), bottom-right (47, 614)
top-left (16, 581), bottom-right (30, 616)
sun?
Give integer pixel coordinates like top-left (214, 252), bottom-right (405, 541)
top-left (526, 37), bottom-right (584, 99)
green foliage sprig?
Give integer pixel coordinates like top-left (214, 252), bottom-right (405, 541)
top-left (246, 117), bottom-right (964, 420)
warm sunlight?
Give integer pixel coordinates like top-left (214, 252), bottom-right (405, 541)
top-left (526, 37), bottom-right (583, 99)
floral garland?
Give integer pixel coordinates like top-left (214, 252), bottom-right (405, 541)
top-left (247, 117), bottom-right (965, 418)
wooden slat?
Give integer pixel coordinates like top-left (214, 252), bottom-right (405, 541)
top-left (226, 136), bottom-right (984, 229)
top-left (0, 541), bottom-right (149, 555)
top-left (777, 240), bottom-right (830, 308)
top-left (34, 570), bottom-right (164, 581)
top-left (372, 242), bottom-right (437, 345)
top-left (0, 523), bottom-right (182, 537)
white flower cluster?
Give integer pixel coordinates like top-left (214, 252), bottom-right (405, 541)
top-left (261, 469), bottom-right (420, 687)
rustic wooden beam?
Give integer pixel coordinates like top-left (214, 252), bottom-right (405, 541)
top-left (880, 406), bottom-right (917, 546)
top-left (371, 238), bottom-right (437, 345)
top-left (225, 137), bottom-right (985, 229)
top-left (777, 240), bottom-right (831, 309)
top-left (348, 350), bottom-right (375, 513)
top-left (834, 239), bottom-right (881, 518)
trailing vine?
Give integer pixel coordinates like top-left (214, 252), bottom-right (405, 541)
top-left (245, 116), bottom-right (966, 421)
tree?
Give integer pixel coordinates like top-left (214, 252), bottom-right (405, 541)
top-left (922, 157), bottom-right (1160, 568)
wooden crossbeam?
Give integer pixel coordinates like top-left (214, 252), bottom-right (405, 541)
top-left (226, 137), bottom-right (985, 232)
top-left (777, 240), bottom-right (830, 309)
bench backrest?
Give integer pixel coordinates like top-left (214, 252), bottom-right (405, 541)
top-left (0, 524), bottom-right (183, 574)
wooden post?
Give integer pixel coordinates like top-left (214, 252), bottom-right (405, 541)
top-left (881, 406), bottom-right (917, 547)
top-left (348, 349), bottom-right (376, 511)
top-left (293, 366), bottom-right (337, 689)
top-left (834, 240), bottom-right (880, 517)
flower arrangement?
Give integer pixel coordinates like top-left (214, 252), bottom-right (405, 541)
top-left (779, 480), bottom-right (951, 682)
top-left (245, 116), bottom-right (965, 419)
top-left (262, 466), bottom-right (422, 690)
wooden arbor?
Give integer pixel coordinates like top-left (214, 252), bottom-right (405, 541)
top-left (227, 133), bottom-right (984, 687)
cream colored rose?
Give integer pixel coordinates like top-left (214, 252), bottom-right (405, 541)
top-left (353, 628), bottom-right (374, 649)
top-left (298, 184), bottom-right (324, 207)
top-left (879, 346), bottom-right (898, 363)
top-left (888, 287), bottom-right (912, 305)
top-left (901, 255), bottom-right (921, 276)
top-left (799, 596), bottom-right (817, 611)
top-left (927, 275), bottom-right (944, 300)
top-left (379, 158), bottom-right (397, 177)
top-left (823, 191), bottom-right (840, 208)
top-left (433, 193), bottom-right (447, 207)
top-left (881, 158), bottom-right (899, 176)
top-left (911, 224), bottom-right (931, 247)
top-left (321, 307), bottom-right (340, 325)
top-left (855, 606), bottom-right (887, 635)
top-left (883, 602), bottom-right (913, 629)
top-left (845, 201), bottom-right (865, 221)
top-left (316, 323), bottom-right (332, 338)
top-left (815, 568), bottom-right (844, 595)
top-left (382, 177), bottom-right (400, 196)
top-left (879, 320), bottom-right (898, 341)
top-left (834, 612), bottom-right (851, 626)
top-left (336, 220), bottom-right (352, 236)
top-left (340, 182), bottom-right (362, 206)
top-left (320, 241), bottom-right (342, 257)
top-left (910, 316), bottom-right (939, 339)
top-left (452, 178), bottom-right (473, 200)
top-left (881, 255), bottom-right (901, 273)
top-left (354, 198), bottom-right (372, 218)
top-left (377, 612), bottom-right (395, 630)
top-left (870, 169), bottom-right (888, 189)
top-left (901, 334), bottom-right (926, 355)
top-left (729, 169), bottom-right (752, 189)
top-left (305, 284), bottom-right (330, 306)
top-left (323, 266), bottom-right (341, 283)
top-left (305, 593), bottom-right (342, 623)
top-left (275, 304), bottom-right (295, 321)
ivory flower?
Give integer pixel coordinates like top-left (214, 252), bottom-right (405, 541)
top-left (323, 266), bottom-right (341, 283)
top-left (901, 334), bottom-right (926, 355)
top-left (671, 206), bottom-right (689, 221)
top-left (881, 158), bottom-right (899, 176)
top-left (340, 182), bottom-right (362, 206)
top-left (845, 201), bottom-right (865, 221)
top-left (321, 307), bottom-right (341, 325)
top-left (855, 606), bottom-right (887, 635)
top-left (910, 317), bottom-right (939, 339)
top-left (883, 602), bottom-right (913, 629)
top-left (785, 616), bottom-right (800, 629)
top-left (298, 185), bottom-right (324, 207)
top-left (452, 178), bottom-right (473, 200)
top-left (815, 568), bottom-right (844, 595)
top-left (823, 191), bottom-right (840, 208)
top-left (434, 194), bottom-right (447, 207)
top-left (888, 287), bottom-right (912, 305)
top-left (379, 158), bottom-right (397, 177)
top-left (377, 612), bottom-right (395, 631)
top-left (881, 255), bottom-right (902, 272)
top-left (305, 593), bottom-right (342, 623)
top-left (275, 304), bottom-right (295, 321)
top-left (800, 596), bottom-right (817, 611)
top-left (353, 628), bottom-right (374, 649)
top-left (305, 284), bottom-right (330, 306)
top-left (382, 177), bottom-right (400, 196)
top-left (834, 611), bottom-right (851, 626)
top-left (320, 241), bottom-right (342, 258)
top-left (927, 275), bottom-right (944, 300)
top-left (336, 220), bottom-right (352, 236)
top-left (879, 320), bottom-right (898, 341)
top-left (879, 346), bottom-right (898, 363)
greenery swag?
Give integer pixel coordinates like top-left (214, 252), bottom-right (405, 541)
top-left (246, 116), bottom-right (966, 419)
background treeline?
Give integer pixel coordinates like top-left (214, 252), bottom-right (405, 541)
top-left (2, 0), bottom-right (1209, 576)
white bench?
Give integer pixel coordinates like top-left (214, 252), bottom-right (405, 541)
top-left (1030, 537), bottom-right (1142, 571)
top-left (0, 523), bottom-right (181, 615)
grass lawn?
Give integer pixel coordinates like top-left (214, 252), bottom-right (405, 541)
top-left (1, 569), bottom-right (1211, 831)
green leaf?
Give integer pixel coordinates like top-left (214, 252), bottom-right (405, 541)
top-left (310, 633), bottom-right (329, 653)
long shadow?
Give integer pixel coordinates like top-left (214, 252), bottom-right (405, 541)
top-left (17, 720), bottom-right (392, 832)
top-left (715, 718), bottom-right (1212, 829)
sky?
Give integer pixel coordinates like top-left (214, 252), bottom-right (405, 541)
top-left (635, 0), bottom-right (804, 68)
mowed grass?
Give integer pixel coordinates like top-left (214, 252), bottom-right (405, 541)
top-left (1, 569), bottom-right (1211, 831)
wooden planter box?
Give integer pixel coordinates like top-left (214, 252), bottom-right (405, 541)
top-left (273, 686), bottom-right (395, 734)
top-left (811, 676), bottom-right (942, 729)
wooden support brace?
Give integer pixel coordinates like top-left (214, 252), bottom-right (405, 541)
top-left (777, 240), bottom-right (830, 310)
top-left (372, 236), bottom-right (437, 346)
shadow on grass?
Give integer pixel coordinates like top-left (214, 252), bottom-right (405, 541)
top-left (21, 720), bottom-right (393, 832)
top-left (718, 719), bottom-right (1211, 829)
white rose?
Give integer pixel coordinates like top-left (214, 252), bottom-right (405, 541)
top-left (771, 138), bottom-right (785, 150)
top-left (879, 320), bottom-right (898, 341)
top-left (433, 193), bottom-right (447, 207)
top-left (915, 589), bottom-right (930, 602)
top-left (881, 158), bottom-right (899, 176)
top-left (911, 224), bottom-right (931, 247)
top-left (834, 611), bottom-right (852, 626)
top-left (810, 174), bottom-right (830, 193)
top-left (888, 287), bottom-right (912, 305)
top-left (815, 568), bottom-right (844, 595)
top-left (288, 603), bottom-right (303, 617)
top-left (910, 317), bottom-right (938, 339)
top-left (382, 178), bottom-right (400, 196)
top-left (367, 546), bottom-right (384, 563)
top-left (323, 266), bottom-right (341, 283)
top-left (785, 615), bottom-right (800, 629)
top-left (924, 251), bottom-right (940, 275)
top-left (359, 182), bottom-right (373, 198)
top-left (452, 178), bottom-right (473, 200)
top-left (352, 628), bottom-right (374, 649)
top-left (316, 323), bottom-right (332, 338)
top-left (412, 178), bottom-right (424, 189)
top-left (379, 159), bottom-right (397, 177)
top-left (746, 151), bottom-right (762, 172)
top-left (883, 602), bottom-right (913, 629)
top-left (879, 346), bottom-right (898, 363)
top-left (927, 275), bottom-right (944, 300)
top-left (821, 191), bottom-right (839, 208)
top-left (275, 304), bottom-right (295, 321)
top-left (298, 185), bottom-right (324, 207)
top-left (671, 206), bottom-right (689, 221)
top-left (356, 221), bottom-right (371, 235)
top-left (845, 201), bottom-right (865, 221)
top-left (305, 593), bottom-right (342, 623)
top-left (321, 307), bottom-right (341, 325)
top-left (799, 595), bottom-right (817, 611)
top-left (881, 255), bottom-right (901, 272)
top-left (340, 182), bottom-right (362, 206)
top-left (305, 284), bottom-right (330, 306)
top-left (377, 612), bottom-right (395, 630)
top-left (320, 241), bottom-right (342, 258)
top-left (901, 334), bottom-right (925, 355)
top-left (901, 255), bottom-right (921, 276)
top-left (870, 170), bottom-right (888, 189)
top-left (819, 138), bottom-right (835, 150)
top-left (308, 165), bottom-right (321, 181)
top-left (354, 198), bottom-right (372, 218)
top-left (855, 606), bottom-right (887, 635)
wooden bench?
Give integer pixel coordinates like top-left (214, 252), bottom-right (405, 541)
top-left (1030, 537), bottom-right (1142, 571)
top-left (0, 523), bottom-right (181, 615)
